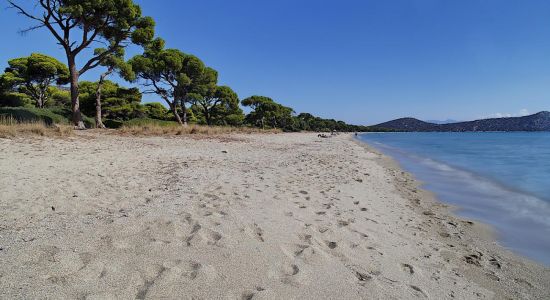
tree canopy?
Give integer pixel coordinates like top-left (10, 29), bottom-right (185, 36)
top-left (0, 53), bottom-right (69, 108)
top-left (92, 47), bottom-right (135, 128)
top-left (3, 3), bottom-right (374, 132)
top-left (241, 96), bottom-right (295, 129)
top-left (189, 79), bottom-right (244, 126)
top-left (129, 39), bottom-right (214, 126)
top-left (8, 0), bottom-right (155, 128)
top-left (79, 80), bottom-right (144, 121)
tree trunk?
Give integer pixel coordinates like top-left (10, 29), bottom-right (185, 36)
top-left (170, 102), bottom-right (185, 126)
top-left (37, 94), bottom-right (44, 109)
top-left (203, 105), bottom-right (211, 126)
top-left (68, 55), bottom-right (85, 129)
top-left (181, 99), bottom-right (188, 126)
top-left (95, 72), bottom-right (108, 129)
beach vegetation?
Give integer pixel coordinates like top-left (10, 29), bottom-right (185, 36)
top-left (0, 115), bottom-right (73, 138)
top-left (78, 81), bottom-right (145, 123)
top-left (241, 96), bottom-right (294, 129)
top-left (129, 39), bottom-right (212, 126)
top-left (8, 0), bottom-right (155, 128)
top-left (3, 1), bottom-right (373, 133)
top-left (92, 47), bottom-right (135, 128)
top-left (190, 86), bottom-right (244, 126)
top-left (0, 53), bottom-right (69, 108)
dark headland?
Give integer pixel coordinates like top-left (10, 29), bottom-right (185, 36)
top-left (374, 111), bottom-right (550, 132)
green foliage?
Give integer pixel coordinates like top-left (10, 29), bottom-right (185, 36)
top-left (0, 107), bottom-right (68, 125)
top-left (0, 53), bottom-right (69, 108)
top-left (241, 96), bottom-right (294, 129)
top-left (144, 102), bottom-right (171, 120)
top-left (47, 106), bottom-right (95, 127)
top-left (224, 113), bottom-right (245, 126)
top-left (48, 87), bottom-right (71, 108)
top-left (95, 46), bottom-right (135, 81)
top-left (129, 38), bottom-right (214, 125)
top-left (4, 3), bottom-right (376, 132)
top-left (8, 0), bottom-right (155, 127)
top-left (0, 92), bottom-right (33, 107)
top-left (103, 119), bottom-right (124, 129)
top-left (79, 81), bottom-right (145, 121)
top-left (292, 112), bottom-right (377, 132)
top-left (190, 85), bottom-right (244, 126)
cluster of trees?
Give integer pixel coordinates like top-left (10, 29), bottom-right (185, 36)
top-left (1, 0), bottom-right (369, 132)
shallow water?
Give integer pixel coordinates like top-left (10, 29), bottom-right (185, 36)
top-left (358, 132), bottom-right (550, 265)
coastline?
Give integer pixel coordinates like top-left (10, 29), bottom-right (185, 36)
top-left (355, 132), bottom-right (550, 266)
top-left (351, 136), bottom-right (498, 243)
top-left (352, 135), bottom-right (550, 296)
top-left (1, 132), bottom-right (548, 299)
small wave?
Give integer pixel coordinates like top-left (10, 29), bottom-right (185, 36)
top-left (358, 135), bottom-right (550, 265)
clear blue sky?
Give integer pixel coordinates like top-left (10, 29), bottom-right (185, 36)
top-left (2, 0), bottom-right (550, 124)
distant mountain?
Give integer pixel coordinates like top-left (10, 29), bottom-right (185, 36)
top-left (375, 111), bottom-right (550, 132)
top-left (424, 119), bottom-right (461, 124)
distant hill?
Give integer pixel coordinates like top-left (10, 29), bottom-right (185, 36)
top-left (424, 119), bottom-right (461, 124)
top-left (375, 111), bottom-right (550, 132)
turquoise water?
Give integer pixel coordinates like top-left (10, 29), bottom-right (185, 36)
top-left (358, 132), bottom-right (550, 265)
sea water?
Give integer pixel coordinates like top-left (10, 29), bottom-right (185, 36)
top-left (357, 132), bottom-right (550, 265)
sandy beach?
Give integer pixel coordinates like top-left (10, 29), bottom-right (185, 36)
top-left (0, 132), bottom-right (549, 299)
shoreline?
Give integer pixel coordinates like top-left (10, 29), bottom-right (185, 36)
top-left (355, 133), bottom-right (550, 266)
top-left (351, 136), bottom-right (499, 244)
top-left (1, 132), bottom-right (549, 299)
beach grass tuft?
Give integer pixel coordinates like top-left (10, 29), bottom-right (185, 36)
top-left (0, 115), bottom-right (73, 138)
top-left (118, 123), bottom-right (281, 136)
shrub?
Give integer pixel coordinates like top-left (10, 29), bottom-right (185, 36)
top-left (0, 92), bottom-right (33, 107)
top-left (103, 119), bottom-right (124, 129)
top-left (0, 107), bottom-right (68, 125)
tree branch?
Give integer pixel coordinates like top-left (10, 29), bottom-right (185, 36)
top-left (7, 1), bottom-right (43, 22)
top-left (79, 49), bottom-right (115, 75)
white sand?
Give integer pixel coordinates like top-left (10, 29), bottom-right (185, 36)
top-left (0, 132), bottom-right (548, 299)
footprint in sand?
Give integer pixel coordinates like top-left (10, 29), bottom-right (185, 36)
top-left (185, 261), bottom-right (202, 280)
top-left (202, 229), bottom-right (222, 245)
top-left (401, 263), bottom-right (414, 274)
top-left (283, 264), bottom-right (300, 276)
top-left (349, 267), bottom-right (373, 284)
top-left (185, 226), bottom-right (222, 246)
top-left (409, 285), bottom-right (428, 298)
top-left (337, 220), bottom-right (349, 227)
top-left (253, 223), bottom-right (265, 242)
top-left (318, 227), bottom-right (329, 233)
top-left (326, 241), bottom-right (338, 249)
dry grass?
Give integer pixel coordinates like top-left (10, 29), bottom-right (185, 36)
top-left (0, 115), bottom-right (280, 139)
top-left (0, 116), bottom-right (73, 138)
top-left (117, 123), bottom-right (281, 136)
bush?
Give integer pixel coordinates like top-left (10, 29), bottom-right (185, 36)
top-left (0, 107), bottom-right (68, 125)
top-left (144, 102), bottom-right (171, 120)
top-left (47, 107), bottom-right (95, 128)
top-left (0, 106), bottom-right (95, 127)
top-left (0, 92), bottom-right (33, 107)
top-left (103, 119), bottom-right (124, 128)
